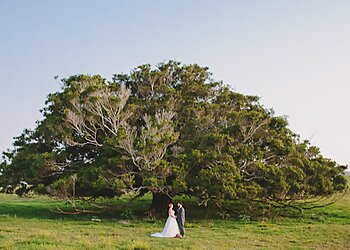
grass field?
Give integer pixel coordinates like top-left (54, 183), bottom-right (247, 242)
top-left (0, 186), bottom-right (350, 249)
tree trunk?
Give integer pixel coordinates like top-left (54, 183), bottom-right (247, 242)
top-left (149, 192), bottom-right (172, 217)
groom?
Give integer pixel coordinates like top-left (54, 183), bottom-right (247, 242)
top-left (176, 202), bottom-right (185, 237)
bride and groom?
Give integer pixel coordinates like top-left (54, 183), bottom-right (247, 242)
top-left (151, 202), bottom-right (185, 238)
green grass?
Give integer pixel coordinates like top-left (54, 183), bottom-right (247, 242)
top-left (0, 188), bottom-right (350, 249)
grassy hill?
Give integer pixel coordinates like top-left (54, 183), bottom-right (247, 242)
top-left (0, 182), bottom-right (349, 249)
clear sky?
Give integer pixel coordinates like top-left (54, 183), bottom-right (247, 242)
top-left (0, 1), bottom-right (349, 166)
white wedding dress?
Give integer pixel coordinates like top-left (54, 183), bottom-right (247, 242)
top-left (151, 209), bottom-right (179, 237)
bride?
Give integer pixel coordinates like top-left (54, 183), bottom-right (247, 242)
top-left (151, 203), bottom-right (180, 238)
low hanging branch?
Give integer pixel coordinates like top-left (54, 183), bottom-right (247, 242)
top-left (248, 187), bottom-right (349, 214)
top-left (50, 174), bottom-right (113, 214)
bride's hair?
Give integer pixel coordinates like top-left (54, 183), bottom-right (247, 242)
top-left (168, 202), bottom-right (173, 208)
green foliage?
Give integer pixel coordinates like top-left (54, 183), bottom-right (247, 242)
top-left (0, 61), bottom-right (347, 213)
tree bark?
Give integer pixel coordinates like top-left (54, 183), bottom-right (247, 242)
top-left (149, 192), bottom-right (172, 217)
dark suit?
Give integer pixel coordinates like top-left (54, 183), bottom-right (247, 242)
top-left (176, 206), bottom-right (185, 236)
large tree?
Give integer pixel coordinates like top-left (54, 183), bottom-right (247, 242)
top-left (0, 61), bottom-right (347, 214)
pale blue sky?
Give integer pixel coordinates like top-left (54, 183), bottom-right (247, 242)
top-left (0, 1), bottom-right (349, 166)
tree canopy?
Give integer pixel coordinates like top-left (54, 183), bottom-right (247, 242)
top-left (0, 61), bottom-right (347, 214)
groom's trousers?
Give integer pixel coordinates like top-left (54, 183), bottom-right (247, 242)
top-left (178, 220), bottom-right (185, 236)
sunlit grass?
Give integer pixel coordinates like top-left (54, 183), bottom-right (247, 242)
top-left (0, 180), bottom-right (349, 249)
